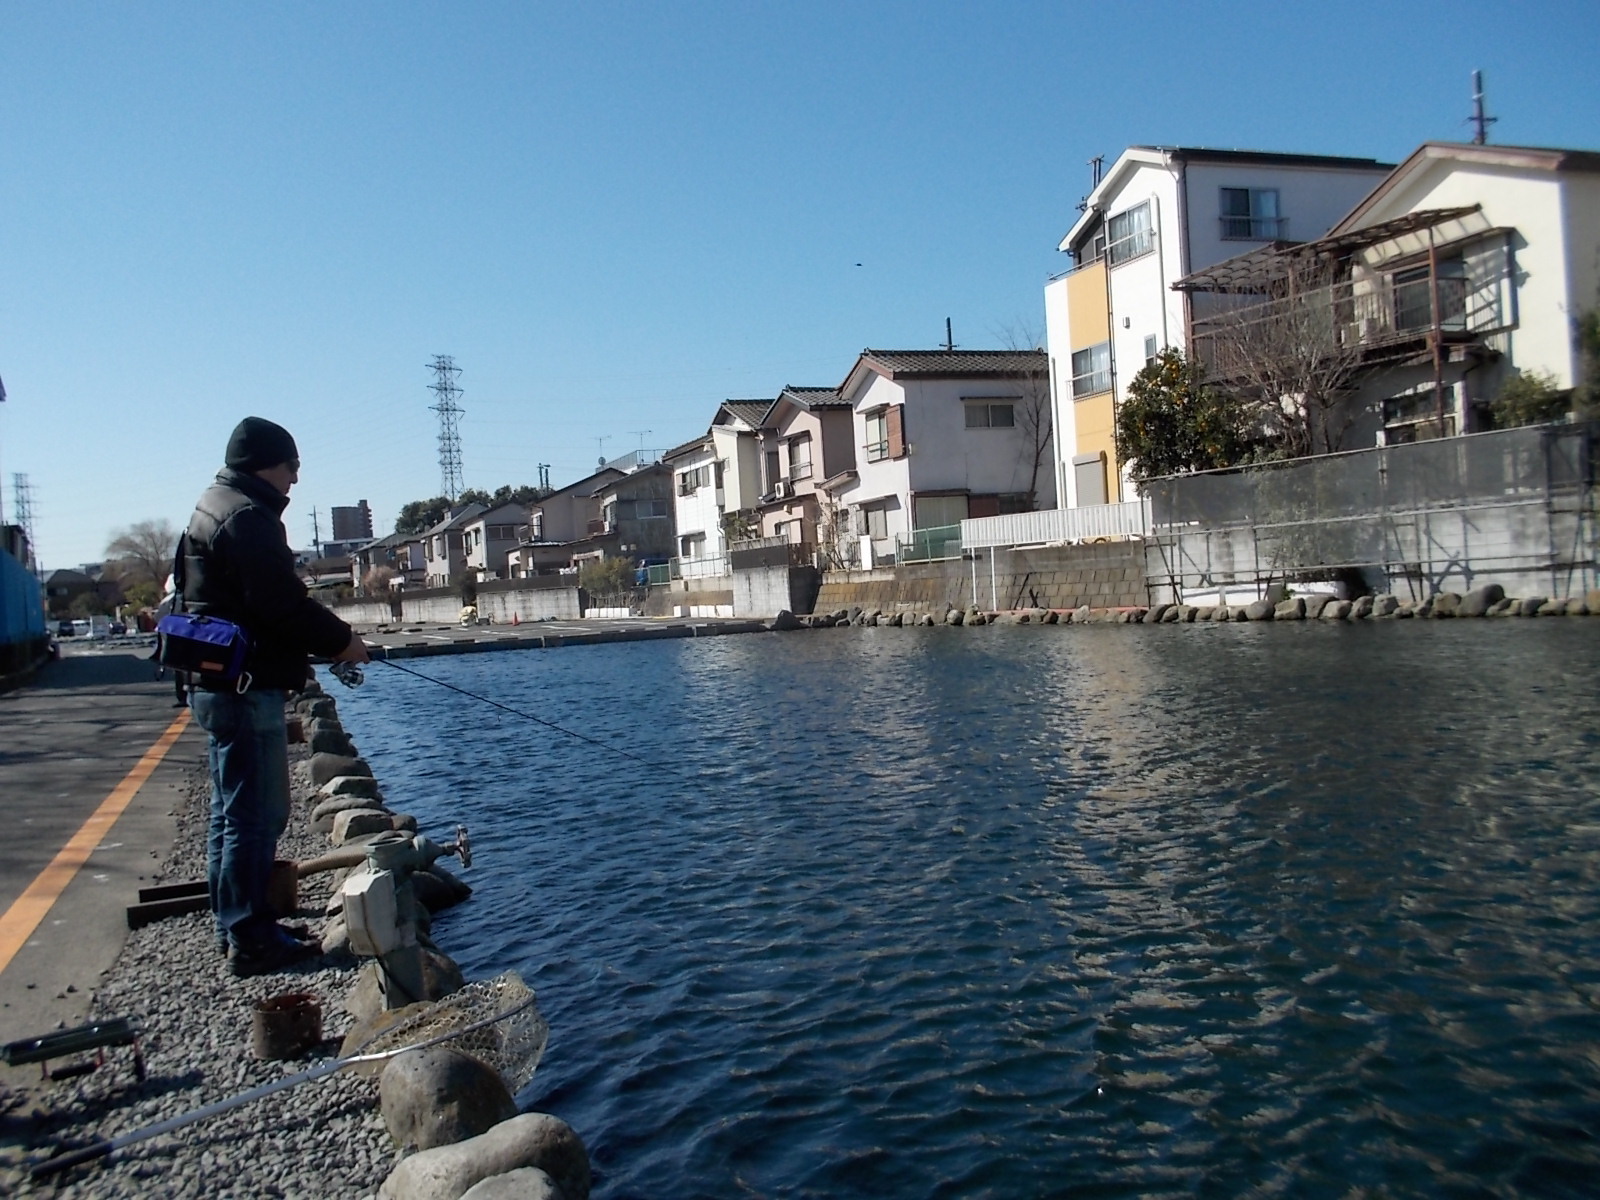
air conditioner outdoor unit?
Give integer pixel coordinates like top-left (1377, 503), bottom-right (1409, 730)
top-left (774, 481), bottom-right (792, 500)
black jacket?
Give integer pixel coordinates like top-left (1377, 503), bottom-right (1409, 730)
top-left (182, 468), bottom-right (353, 691)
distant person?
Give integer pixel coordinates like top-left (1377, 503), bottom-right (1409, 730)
top-left (182, 416), bottom-right (370, 977)
top-left (155, 573), bottom-right (188, 706)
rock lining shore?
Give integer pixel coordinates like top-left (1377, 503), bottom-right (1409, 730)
top-left (0, 680), bottom-right (586, 1199)
top-left (770, 583), bottom-right (1600, 629)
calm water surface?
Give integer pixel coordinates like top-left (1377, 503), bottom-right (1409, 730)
top-left (330, 622), bottom-right (1600, 1199)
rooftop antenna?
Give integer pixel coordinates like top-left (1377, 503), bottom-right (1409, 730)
top-left (627, 430), bottom-right (652, 451)
top-left (944, 318), bottom-right (956, 352)
top-left (1469, 70), bottom-right (1497, 145)
top-left (596, 435), bottom-right (610, 463)
top-left (536, 463), bottom-right (551, 491)
top-left (427, 355), bottom-right (465, 502)
top-left (1089, 155), bottom-right (1104, 186)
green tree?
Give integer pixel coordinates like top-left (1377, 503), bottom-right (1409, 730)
top-left (1490, 369), bottom-right (1570, 429)
top-left (69, 590), bottom-right (111, 618)
top-left (395, 496), bottom-right (453, 535)
top-left (122, 580), bottom-right (161, 610)
top-left (579, 556), bottom-right (635, 599)
top-left (1114, 348), bottom-right (1254, 485)
top-left (1576, 301), bottom-right (1600, 416)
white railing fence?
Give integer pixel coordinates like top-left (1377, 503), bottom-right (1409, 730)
top-left (961, 500), bottom-right (1151, 550)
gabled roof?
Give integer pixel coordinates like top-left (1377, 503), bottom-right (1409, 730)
top-left (535, 467), bottom-right (626, 506)
top-left (844, 349), bottom-right (1046, 397)
top-left (43, 568), bottom-right (93, 585)
top-left (421, 503), bottom-right (487, 537)
top-left (716, 399), bottom-right (775, 430)
top-left (779, 385), bottom-right (849, 410)
top-left (662, 433), bottom-right (713, 462)
top-left (459, 500), bottom-right (528, 526)
top-left (1061, 144), bottom-right (1395, 252)
top-left (1330, 141), bottom-right (1600, 236)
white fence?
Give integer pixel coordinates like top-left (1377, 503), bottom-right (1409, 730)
top-left (961, 500), bottom-right (1151, 550)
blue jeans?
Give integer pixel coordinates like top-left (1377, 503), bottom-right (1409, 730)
top-left (192, 687), bottom-right (291, 951)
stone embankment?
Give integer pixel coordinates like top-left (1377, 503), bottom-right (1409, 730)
top-left (769, 583), bottom-right (1600, 630)
top-left (2, 678), bottom-right (588, 1200)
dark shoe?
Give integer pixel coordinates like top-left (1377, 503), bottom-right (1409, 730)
top-left (228, 936), bottom-right (319, 978)
top-left (274, 922), bottom-right (320, 946)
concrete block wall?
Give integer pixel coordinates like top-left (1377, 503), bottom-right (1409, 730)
top-left (331, 583), bottom-right (583, 627)
top-left (814, 543), bottom-right (1148, 614)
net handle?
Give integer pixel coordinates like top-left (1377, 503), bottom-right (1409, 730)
top-left (345, 991), bottom-right (541, 1065)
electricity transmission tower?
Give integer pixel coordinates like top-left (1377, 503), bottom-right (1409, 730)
top-left (427, 355), bottom-right (466, 502)
top-left (11, 473), bottom-right (37, 570)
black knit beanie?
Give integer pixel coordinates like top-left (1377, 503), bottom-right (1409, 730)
top-left (225, 417), bottom-right (299, 472)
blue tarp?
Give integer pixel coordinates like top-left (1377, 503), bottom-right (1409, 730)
top-left (1, 547), bottom-right (45, 648)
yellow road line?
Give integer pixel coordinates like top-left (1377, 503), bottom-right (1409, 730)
top-left (0, 709), bottom-right (192, 975)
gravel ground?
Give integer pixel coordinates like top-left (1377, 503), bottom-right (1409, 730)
top-left (0, 716), bottom-right (398, 1198)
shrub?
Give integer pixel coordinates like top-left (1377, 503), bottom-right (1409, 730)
top-left (1491, 369), bottom-right (1569, 428)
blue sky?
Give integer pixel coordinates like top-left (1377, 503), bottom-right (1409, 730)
top-left (3, 1), bottom-right (1598, 568)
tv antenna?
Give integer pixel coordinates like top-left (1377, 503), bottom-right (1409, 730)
top-left (1468, 70), bottom-right (1498, 145)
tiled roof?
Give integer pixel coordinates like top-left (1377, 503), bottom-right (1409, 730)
top-left (421, 503), bottom-right (486, 536)
top-left (860, 349), bottom-right (1046, 378)
top-left (721, 399), bottom-right (775, 429)
top-left (662, 434), bottom-right (713, 462)
top-left (780, 385), bottom-right (849, 410)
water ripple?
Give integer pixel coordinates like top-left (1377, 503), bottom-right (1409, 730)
top-left (333, 625), bottom-right (1600, 1198)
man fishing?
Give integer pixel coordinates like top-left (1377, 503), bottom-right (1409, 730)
top-left (183, 416), bottom-right (370, 976)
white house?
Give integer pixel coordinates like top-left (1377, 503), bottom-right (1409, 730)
top-left (459, 501), bottom-right (528, 581)
top-left (827, 349), bottom-right (1057, 566)
top-left (1174, 141), bottom-right (1600, 446)
top-left (1044, 146), bottom-right (1395, 507)
top-left (755, 386), bottom-right (856, 552)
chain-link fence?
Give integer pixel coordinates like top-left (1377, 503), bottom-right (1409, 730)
top-left (1143, 422), bottom-right (1598, 601)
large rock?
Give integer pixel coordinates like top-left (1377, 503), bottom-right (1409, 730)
top-left (1372, 594), bottom-right (1399, 617)
top-left (413, 865), bottom-right (473, 912)
top-left (1431, 591), bottom-right (1463, 618)
top-left (1349, 595), bottom-right (1374, 619)
top-left (302, 697), bottom-right (339, 722)
top-left (1322, 600), bottom-right (1352, 620)
top-left (1302, 593), bottom-right (1336, 619)
top-left (312, 798), bottom-right (388, 835)
top-left (1211, 605), bottom-right (1232, 622)
top-left (1460, 584), bottom-right (1505, 617)
top-left (1487, 597), bottom-right (1518, 617)
top-left (311, 754), bottom-right (374, 786)
top-left (346, 951), bottom-right (467, 1023)
top-left (1537, 598), bottom-right (1569, 616)
top-left (944, 608), bottom-right (964, 626)
top-left (1073, 605), bottom-right (1092, 623)
top-left (378, 1113), bottom-right (591, 1200)
top-left (1518, 596), bottom-right (1547, 616)
top-left (1274, 598), bottom-right (1306, 620)
top-left (380, 1046), bottom-right (519, 1153)
top-left (460, 1168), bottom-right (562, 1200)
top-left (766, 610), bottom-right (801, 632)
top-left (320, 774), bottom-right (384, 799)
top-left (1244, 599), bottom-right (1275, 621)
top-left (334, 808), bottom-right (396, 844)
top-left (1587, 589), bottom-right (1600, 615)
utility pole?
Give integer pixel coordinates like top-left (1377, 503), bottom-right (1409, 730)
top-left (11, 473), bottom-right (36, 571)
top-left (1469, 70), bottom-right (1497, 145)
top-left (537, 463), bottom-right (550, 492)
top-left (310, 508), bottom-right (322, 558)
top-left (427, 355), bottom-right (466, 501)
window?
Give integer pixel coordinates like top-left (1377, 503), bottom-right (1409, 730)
top-left (1144, 335), bottom-right (1159, 365)
top-left (488, 524), bottom-right (516, 540)
top-left (1106, 202), bottom-right (1153, 265)
top-left (915, 495), bottom-right (967, 527)
top-left (1220, 188), bottom-right (1283, 239)
top-left (1393, 260), bottom-right (1467, 332)
top-left (1076, 220), bottom-right (1107, 268)
top-left (964, 401), bottom-right (1015, 429)
top-left (864, 409), bottom-right (890, 461)
top-left (856, 504), bottom-right (890, 540)
top-left (678, 464), bottom-right (711, 496)
top-left (1071, 343), bottom-right (1112, 396)
top-left (680, 533), bottom-right (706, 558)
top-left (786, 434), bottom-right (813, 481)
top-left (637, 499), bottom-right (669, 519)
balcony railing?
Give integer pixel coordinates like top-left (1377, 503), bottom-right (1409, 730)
top-left (896, 524), bottom-right (963, 563)
top-left (1221, 215), bottom-right (1288, 240)
top-left (1189, 272), bottom-right (1498, 380)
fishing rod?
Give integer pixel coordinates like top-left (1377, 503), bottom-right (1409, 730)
top-left (334, 655), bottom-right (671, 771)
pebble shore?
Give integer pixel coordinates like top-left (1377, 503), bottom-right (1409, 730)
top-left (1, 731), bottom-right (395, 1198)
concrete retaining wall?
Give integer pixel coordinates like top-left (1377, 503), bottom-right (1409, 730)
top-left (815, 542), bottom-right (1147, 614)
top-left (331, 581), bottom-right (583, 628)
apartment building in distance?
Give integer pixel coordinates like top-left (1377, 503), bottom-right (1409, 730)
top-left (1044, 146), bottom-right (1394, 508)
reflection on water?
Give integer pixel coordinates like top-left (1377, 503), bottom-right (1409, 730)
top-left (333, 623), bottom-right (1600, 1199)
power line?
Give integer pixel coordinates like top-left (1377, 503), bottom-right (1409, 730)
top-left (427, 355), bottom-right (466, 502)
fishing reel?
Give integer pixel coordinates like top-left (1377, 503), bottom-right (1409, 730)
top-left (330, 661), bottom-right (364, 688)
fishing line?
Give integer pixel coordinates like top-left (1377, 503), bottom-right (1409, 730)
top-left (369, 656), bottom-right (672, 771)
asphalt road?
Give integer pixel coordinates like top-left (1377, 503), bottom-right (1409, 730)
top-left (0, 643), bottom-right (202, 1087)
